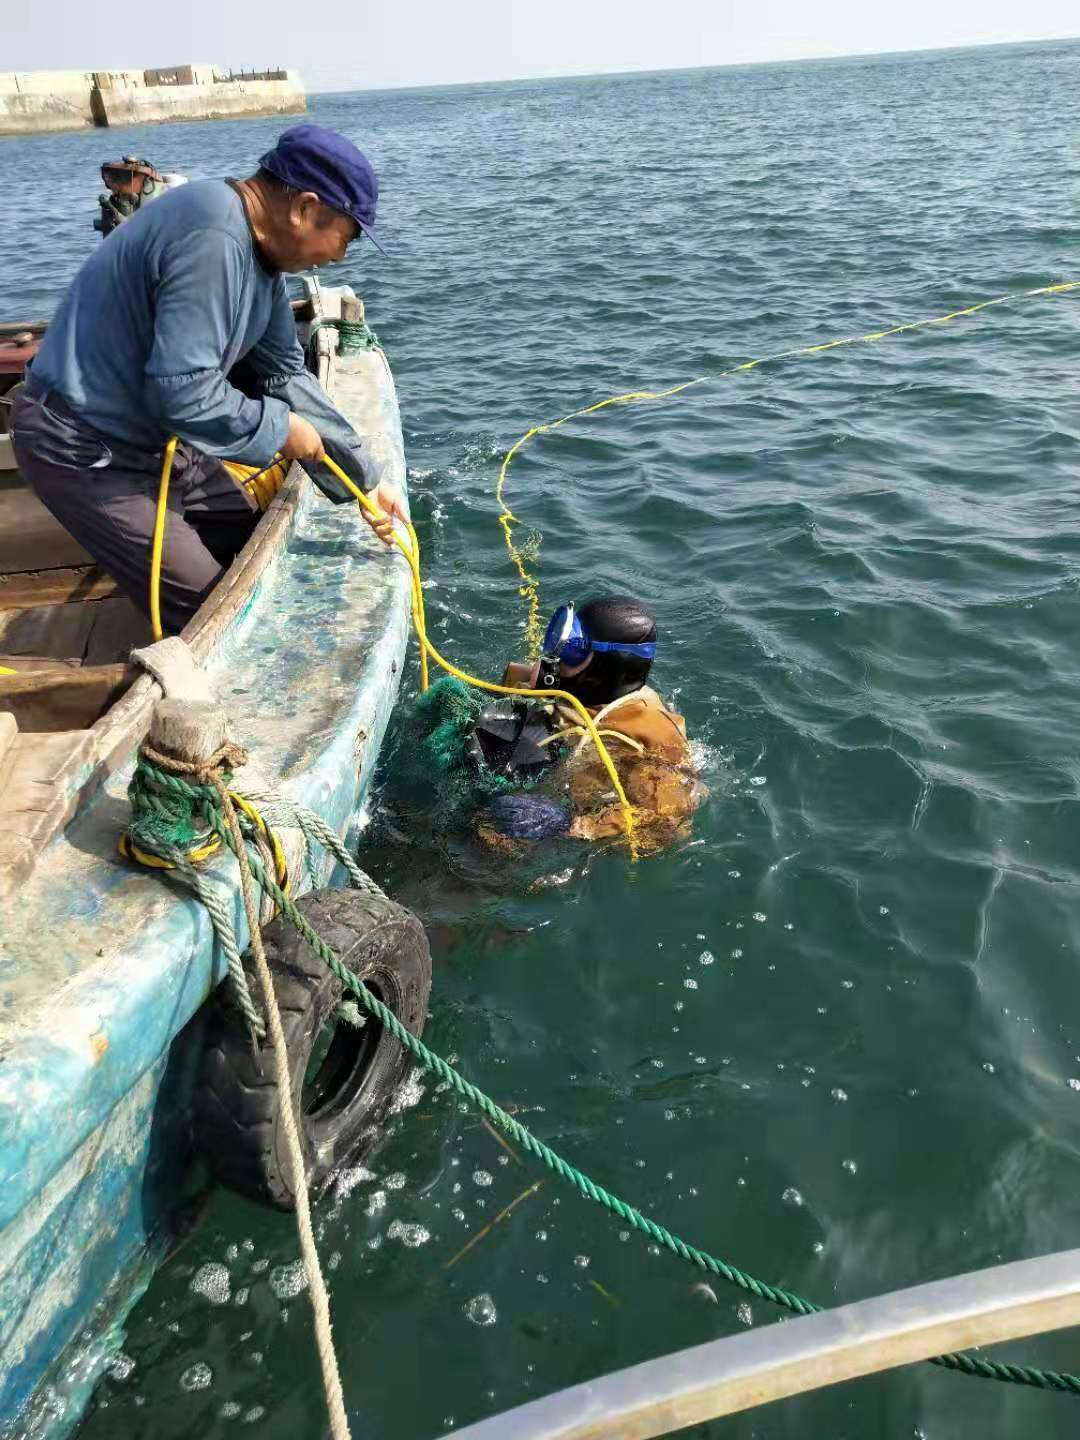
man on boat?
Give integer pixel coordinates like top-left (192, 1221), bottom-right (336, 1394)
top-left (11, 125), bottom-right (407, 633)
top-left (470, 596), bottom-right (702, 850)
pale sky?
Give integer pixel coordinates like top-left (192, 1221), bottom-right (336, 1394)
top-left (6, 0), bottom-right (1078, 93)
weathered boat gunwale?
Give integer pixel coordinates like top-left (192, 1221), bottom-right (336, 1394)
top-left (0, 296), bottom-right (326, 898)
top-left (0, 280), bottom-right (412, 1427)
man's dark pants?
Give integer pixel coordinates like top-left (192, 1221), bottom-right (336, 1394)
top-left (11, 381), bottom-right (260, 635)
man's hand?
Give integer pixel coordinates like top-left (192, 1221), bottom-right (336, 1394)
top-left (361, 480), bottom-right (410, 546)
top-left (282, 412), bottom-right (325, 463)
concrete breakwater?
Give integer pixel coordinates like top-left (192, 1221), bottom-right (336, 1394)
top-left (0, 64), bottom-right (305, 137)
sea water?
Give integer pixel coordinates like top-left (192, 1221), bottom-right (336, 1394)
top-left (2, 38), bottom-right (1080, 1440)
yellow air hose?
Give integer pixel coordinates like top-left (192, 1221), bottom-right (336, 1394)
top-left (149, 446), bottom-right (638, 849)
top-left (149, 436), bottom-right (178, 644)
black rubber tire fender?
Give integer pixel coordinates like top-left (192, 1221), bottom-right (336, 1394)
top-left (193, 887), bottom-right (432, 1211)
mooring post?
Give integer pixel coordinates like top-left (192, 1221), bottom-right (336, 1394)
top-left (146, 698), bottom-right (231, 769)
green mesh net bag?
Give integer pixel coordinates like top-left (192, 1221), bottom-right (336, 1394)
top-left (410, 676), bottom-right (553, 805)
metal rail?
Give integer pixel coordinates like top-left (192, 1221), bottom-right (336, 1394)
top-left (437, 1248), bottom-right (1080, 1440)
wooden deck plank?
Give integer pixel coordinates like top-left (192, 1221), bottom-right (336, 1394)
top-left (0, 663), bottom-right (135, 733)
top-left (0, 603), bottom-right (98, 660)
top-left (0, 487), bottom-right (93, 573)
top-left (0, 567), bottom-right (118, 611)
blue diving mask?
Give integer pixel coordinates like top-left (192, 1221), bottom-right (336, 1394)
top-left (539, 603), bottom-right (657, 687)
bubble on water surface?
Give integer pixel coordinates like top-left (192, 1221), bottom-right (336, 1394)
top-left (388, 1220), bottom-right (431, 1247)
top-left (465, 1293), bottom-right (497, 1326)
top-left (842, 1159), bottom-right (857, 1174)
top-left (1069, 1079), bottom-right (1080, 1092)
top-left (220, 1401), bottom-right (242, 1418)
top-left (334, 1165), bottom-right (376, 1200)
top-left (782, 1187), bottom-right (804, 1207)
top-left (831, 1088), bottom-right (848, 1102)
top-left (107, 1353), bottom-right (135, 1382)
top-left (736, 1302), bottom-right (754, 1325)
top-left (684, 978), bottom-right (698, 990)
top-left (179, 1362), bottom-right (213, 1391)
top-left (473, 1169), bottom-right (494, 1187)
top-left (573, 1254), bottom-right (590, 1269)
top-left (190, 1263), bottom-right (230, 1305)
top-left (699, 950), bottom-right (715, 965)
top-left (390, 1068), bottom-right (425, 1113)
top-left (269, 1260), bottom-right (308, 1300)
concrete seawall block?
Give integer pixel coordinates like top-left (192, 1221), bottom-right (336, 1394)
top-left (0, 92), bottom-right (96, 137)
top-left (0, 69), bottom-right (305, 136)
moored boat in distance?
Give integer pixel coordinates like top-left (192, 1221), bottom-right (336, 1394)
top-left (0, 276), bottom-right (416, 1430)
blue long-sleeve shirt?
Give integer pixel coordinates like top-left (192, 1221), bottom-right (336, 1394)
top-left (30, 178), bottom-right (372, 499)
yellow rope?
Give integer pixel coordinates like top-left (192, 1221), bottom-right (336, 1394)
top-left (152, 283), bottom-right (1080, 835)
top-left (495, 280), bottom-right (1080, 654)
top-left (318, 459), bottom-right (639, 851)
top-left (149, 436), bottom-right (177, 642)
top-left (148, 448), bottom-right (638, 848)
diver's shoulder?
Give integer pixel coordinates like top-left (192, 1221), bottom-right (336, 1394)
top-left (631, 686), bottom-right (686, 730)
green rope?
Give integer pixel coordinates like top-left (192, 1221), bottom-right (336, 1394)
top-left (128, 759), bottom-right (1080, 1397)
top-left (309, 317), bottom-right (381, 355)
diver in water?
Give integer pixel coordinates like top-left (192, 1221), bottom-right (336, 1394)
top-left (469, 596), bottom-right (701, 849)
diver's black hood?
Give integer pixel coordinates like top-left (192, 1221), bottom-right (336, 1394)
top-left (560, 596), bottom-right (657, 707)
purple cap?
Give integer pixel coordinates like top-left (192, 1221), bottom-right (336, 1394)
top-left (259, 124), bottom-right (385, 254)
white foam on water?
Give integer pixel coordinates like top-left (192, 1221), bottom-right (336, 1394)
top-left (465, 1293), bottom-right (497, 1326)
top-left (387, 1220), bottom-right (431, 1247)
top-left (390, 1068), bottom-right (426, 1113)
top-left (179, 1362), bottom-right (213, 1392)
top-left (269, 1261), bottom-right (308, 1300)
top-left (190, 1263), bottom-right (231, 1306)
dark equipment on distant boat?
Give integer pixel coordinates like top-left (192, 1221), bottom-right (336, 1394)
top-left (93, 156), bottom-right (186, 236)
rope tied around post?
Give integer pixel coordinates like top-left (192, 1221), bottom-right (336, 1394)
top-left (308, 316), bottom-right (382, 354)
top-left (124, 703), bottom-right (352, 1440)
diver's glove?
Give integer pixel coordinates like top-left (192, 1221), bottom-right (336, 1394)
top-left (484, 794), bottom-right (571, 840)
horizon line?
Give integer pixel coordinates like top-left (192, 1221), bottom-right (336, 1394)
top-left (307, 31), bottom-right (1080, 96)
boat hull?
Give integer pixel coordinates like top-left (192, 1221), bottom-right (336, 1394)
top-left (0, 285), bottom-right (411, 1430)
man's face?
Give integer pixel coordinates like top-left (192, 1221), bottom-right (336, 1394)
top-left (277, 193), bottom-right (361, 272)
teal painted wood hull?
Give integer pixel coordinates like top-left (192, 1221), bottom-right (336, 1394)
top-left (0, 288), bottom-right (411, 1432)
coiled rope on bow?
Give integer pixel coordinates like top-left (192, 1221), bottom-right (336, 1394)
top-left (125, 740), bottom-right (352, 1440)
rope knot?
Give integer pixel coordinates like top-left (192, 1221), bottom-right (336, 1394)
top-left (140, 738), bottom-right (250, 783)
